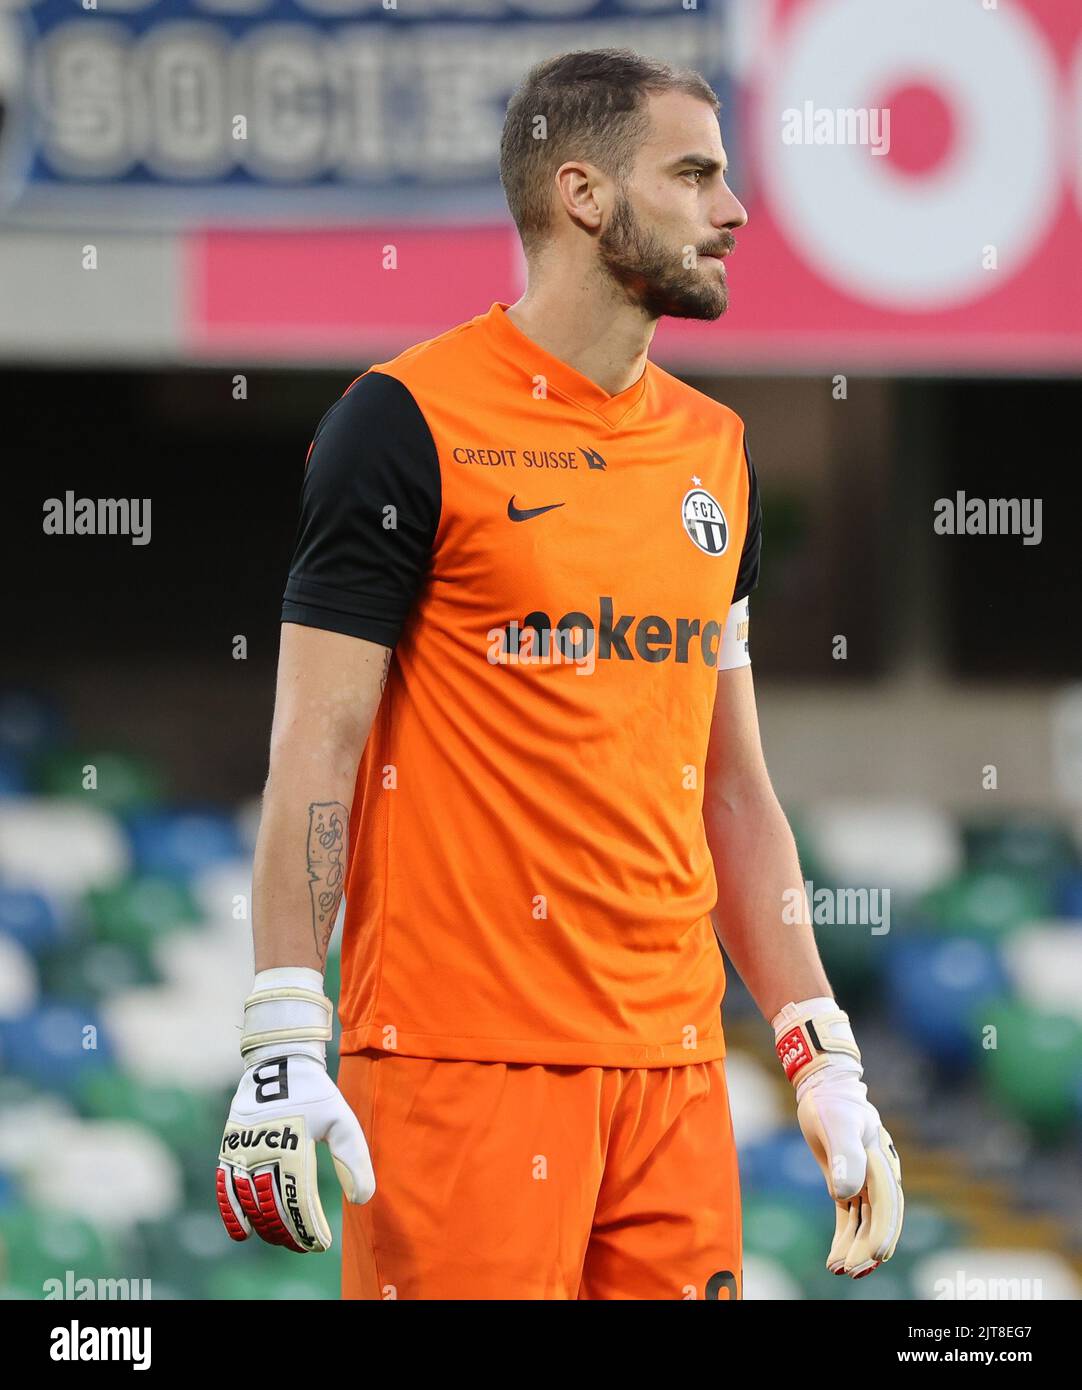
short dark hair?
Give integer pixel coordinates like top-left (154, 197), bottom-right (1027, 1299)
top-left (499, 48), bottom-right (720, 258)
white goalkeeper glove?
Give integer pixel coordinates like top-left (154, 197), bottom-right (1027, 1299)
top-left (773, 996), bottom-right (903, 1278)
top-left (216, 966), bottom-right (375, 1253)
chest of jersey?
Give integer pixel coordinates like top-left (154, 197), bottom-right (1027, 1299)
top-left (419, 390), bottom-right (748, 677)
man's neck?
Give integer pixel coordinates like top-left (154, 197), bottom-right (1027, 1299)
top-left (505, 282), bottom-right (656, 398)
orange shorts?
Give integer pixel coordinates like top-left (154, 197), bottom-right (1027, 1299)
top-left (338, 1048), bottom-right (742, 1300)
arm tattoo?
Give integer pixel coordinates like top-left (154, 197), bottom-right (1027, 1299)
top-left (379, 648), bottom-right (392, 694)
top-left (306, 801), bottom-right (348, 962)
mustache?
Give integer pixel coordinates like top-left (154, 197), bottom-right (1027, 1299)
top-left (700, 234), bottom-right (736, 258)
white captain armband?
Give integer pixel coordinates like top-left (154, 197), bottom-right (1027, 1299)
top-left (717, 596), bottom-right (751, 671)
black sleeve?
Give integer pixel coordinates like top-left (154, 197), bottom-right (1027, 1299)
top-left (281, 371), bottom-right (442, 647)
top-left (732, 433), bottom-right (762, 603)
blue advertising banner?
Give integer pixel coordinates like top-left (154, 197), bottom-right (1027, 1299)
top-left (0, 0), bottom-right (733, 219)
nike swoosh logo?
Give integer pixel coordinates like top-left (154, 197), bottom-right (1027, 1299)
top-left (507, 496), bottom-right (566, 522)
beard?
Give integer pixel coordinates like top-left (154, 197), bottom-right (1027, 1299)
top-left (597, 190), bottom-right (730, 321)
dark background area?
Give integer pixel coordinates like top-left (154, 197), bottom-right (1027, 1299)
top-left (6, 369), bottom-right (1077, 797)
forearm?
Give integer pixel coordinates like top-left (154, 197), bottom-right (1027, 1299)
top-left (252, 745), bottom-right (358, 973)
top-left (706, 781), bottom-right (831, 1023)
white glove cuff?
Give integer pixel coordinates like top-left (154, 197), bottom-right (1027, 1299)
top-left (254, 966), bottom-right (324, 995)
top-left (241, 965), bottom-right (333, 1066)
top-left (771, 996), bottom-right (838, 1033)
top-left (773, 996), bottom-right (863, 1089)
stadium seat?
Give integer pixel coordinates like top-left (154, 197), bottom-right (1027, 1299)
top-left (720, 1049), bottom-right (790, 1146)
top-left (810, 912), bottom-right (881, 1000)
top-left (1056, 869), bottom-right (1082, 918)
top-left (74, 1071), bottom-right (225, 1163)
top-left (738, 1131), bottom-right (823, 1199)
top-left (0, 1000), bottom-right (114, 1091)
top-left (0, 1082), bottom-right (81, 1173)
top-left (742, 1194), bottom-right (825, 1290)
top-left (884, 936), bottom-right (1009, 1069)
top-left (37, 938), bottom-right (152, 1003)
top-left (920, 869), bottom-right (1052, 941)
top-left (104, 982), bottom-right (248, 1089)
top-left (1001, 922), bottom-right (1082, 1023)
top-left (152, 921), bottom-right (252, 998)
top-left (962, 817), bottom-right (1078, 877)
top-left (0, 1204), bottom-right (114, 1296)
top-left (0, 748), bottom-right (28, 796)
top-left (190, 857), bottom-right (254, 928)
top-left (133, 1209), bottom-right (260, 1300)
top-left (800, 800), bottom-right (962, 897)
top-left (895, 1200), bottom-right (968, 1258)
top-left (125, 808), bottom-right (246, 880)
top-left (83, 874), bottom-right (200, 960)
top-left (35, 748), bottom-right (166, 814)
top-left (0, 888), bottom-right (67, 955)
top-left (977, 1002), bottom-right (1082, 1140)
top-left (0, 799), bottom-right (130, 899)
top-left (21, 1120), bottom-right (183, 1229)
top-left (0, 933), bottom-right (39, 1019)
top-left (740, 1251), bottom-right (803, 1301)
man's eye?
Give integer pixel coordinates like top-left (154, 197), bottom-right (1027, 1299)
top-left (683, 169), bottom-right (703, 183)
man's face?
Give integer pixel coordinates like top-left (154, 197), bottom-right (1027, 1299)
top-left (596, 90), bottom-right (747, 321)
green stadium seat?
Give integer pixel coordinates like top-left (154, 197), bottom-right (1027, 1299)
top-left (34, 748), bottom-right (166, 813)
top-left (742, 1194), bottom-right (824, 1288)
top-left (37, 939), bottom-right (152, 1000)
top-left (811, 904), bottom-right (881, 998)
top-left (921, 870), bottom-right (1053, 941)
top-left (84, 875), bottom-right (201, 958)
top-left (0, 1204), bottom-right (115, 1293)
top-left (74, 1070), bottom-right (223, 1155)
top-left (962, 818), bottom-right (1077, 877)
top-left (977, 1001), bottom-right (1082, 1140)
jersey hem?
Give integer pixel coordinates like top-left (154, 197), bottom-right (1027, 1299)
top-left (339, 1025), bottom-right (726, 1068)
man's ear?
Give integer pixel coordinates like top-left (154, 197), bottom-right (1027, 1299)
top-left (555, 162), bottom-right (606, 234)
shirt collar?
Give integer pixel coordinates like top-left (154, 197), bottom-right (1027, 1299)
top-left (481, 301), bottom-right (650, 429)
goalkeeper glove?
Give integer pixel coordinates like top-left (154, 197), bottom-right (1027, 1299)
top-left (216, 966), bottom-right (375, 1253)
top-left (774, 996), bottom-right (903, 1278)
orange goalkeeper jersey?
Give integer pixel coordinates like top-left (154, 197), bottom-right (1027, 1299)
top-left (282, 301), bottom-right (761, 1067)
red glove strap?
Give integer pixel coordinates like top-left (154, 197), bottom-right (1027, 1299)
top-left (776, 1023), bottom-right (816, 1082)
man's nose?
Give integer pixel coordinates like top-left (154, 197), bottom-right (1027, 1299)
top-left (715, 188), bottom-right (748, 231)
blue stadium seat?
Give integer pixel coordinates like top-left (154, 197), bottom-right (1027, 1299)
top-left (0, 1001), bottom-right (114, 1090)
top-left (0, 748), bottom-right (28, 795)
top-left (124, 809), bottom-right (246, 880)
top-left (0, 888), bottom-right (66, 955)
top-left (884, 936), bottom-right (1009, 1068)
top-left (739, 1131), bottom-right (823, 1199)
top-left (1055, 869), bottom-right (1082, 918)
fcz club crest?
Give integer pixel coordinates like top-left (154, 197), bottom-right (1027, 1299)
top-left (681, 487), bottom-right (729, 556)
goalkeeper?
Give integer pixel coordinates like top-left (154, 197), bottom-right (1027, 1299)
top-left (217, 50), bottom-right (903, 1295)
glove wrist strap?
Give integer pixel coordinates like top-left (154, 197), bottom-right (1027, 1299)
top-left (773, 996), bottom-right (862, 1088)
top-left (241, 967), bottom-right (333, 1063)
